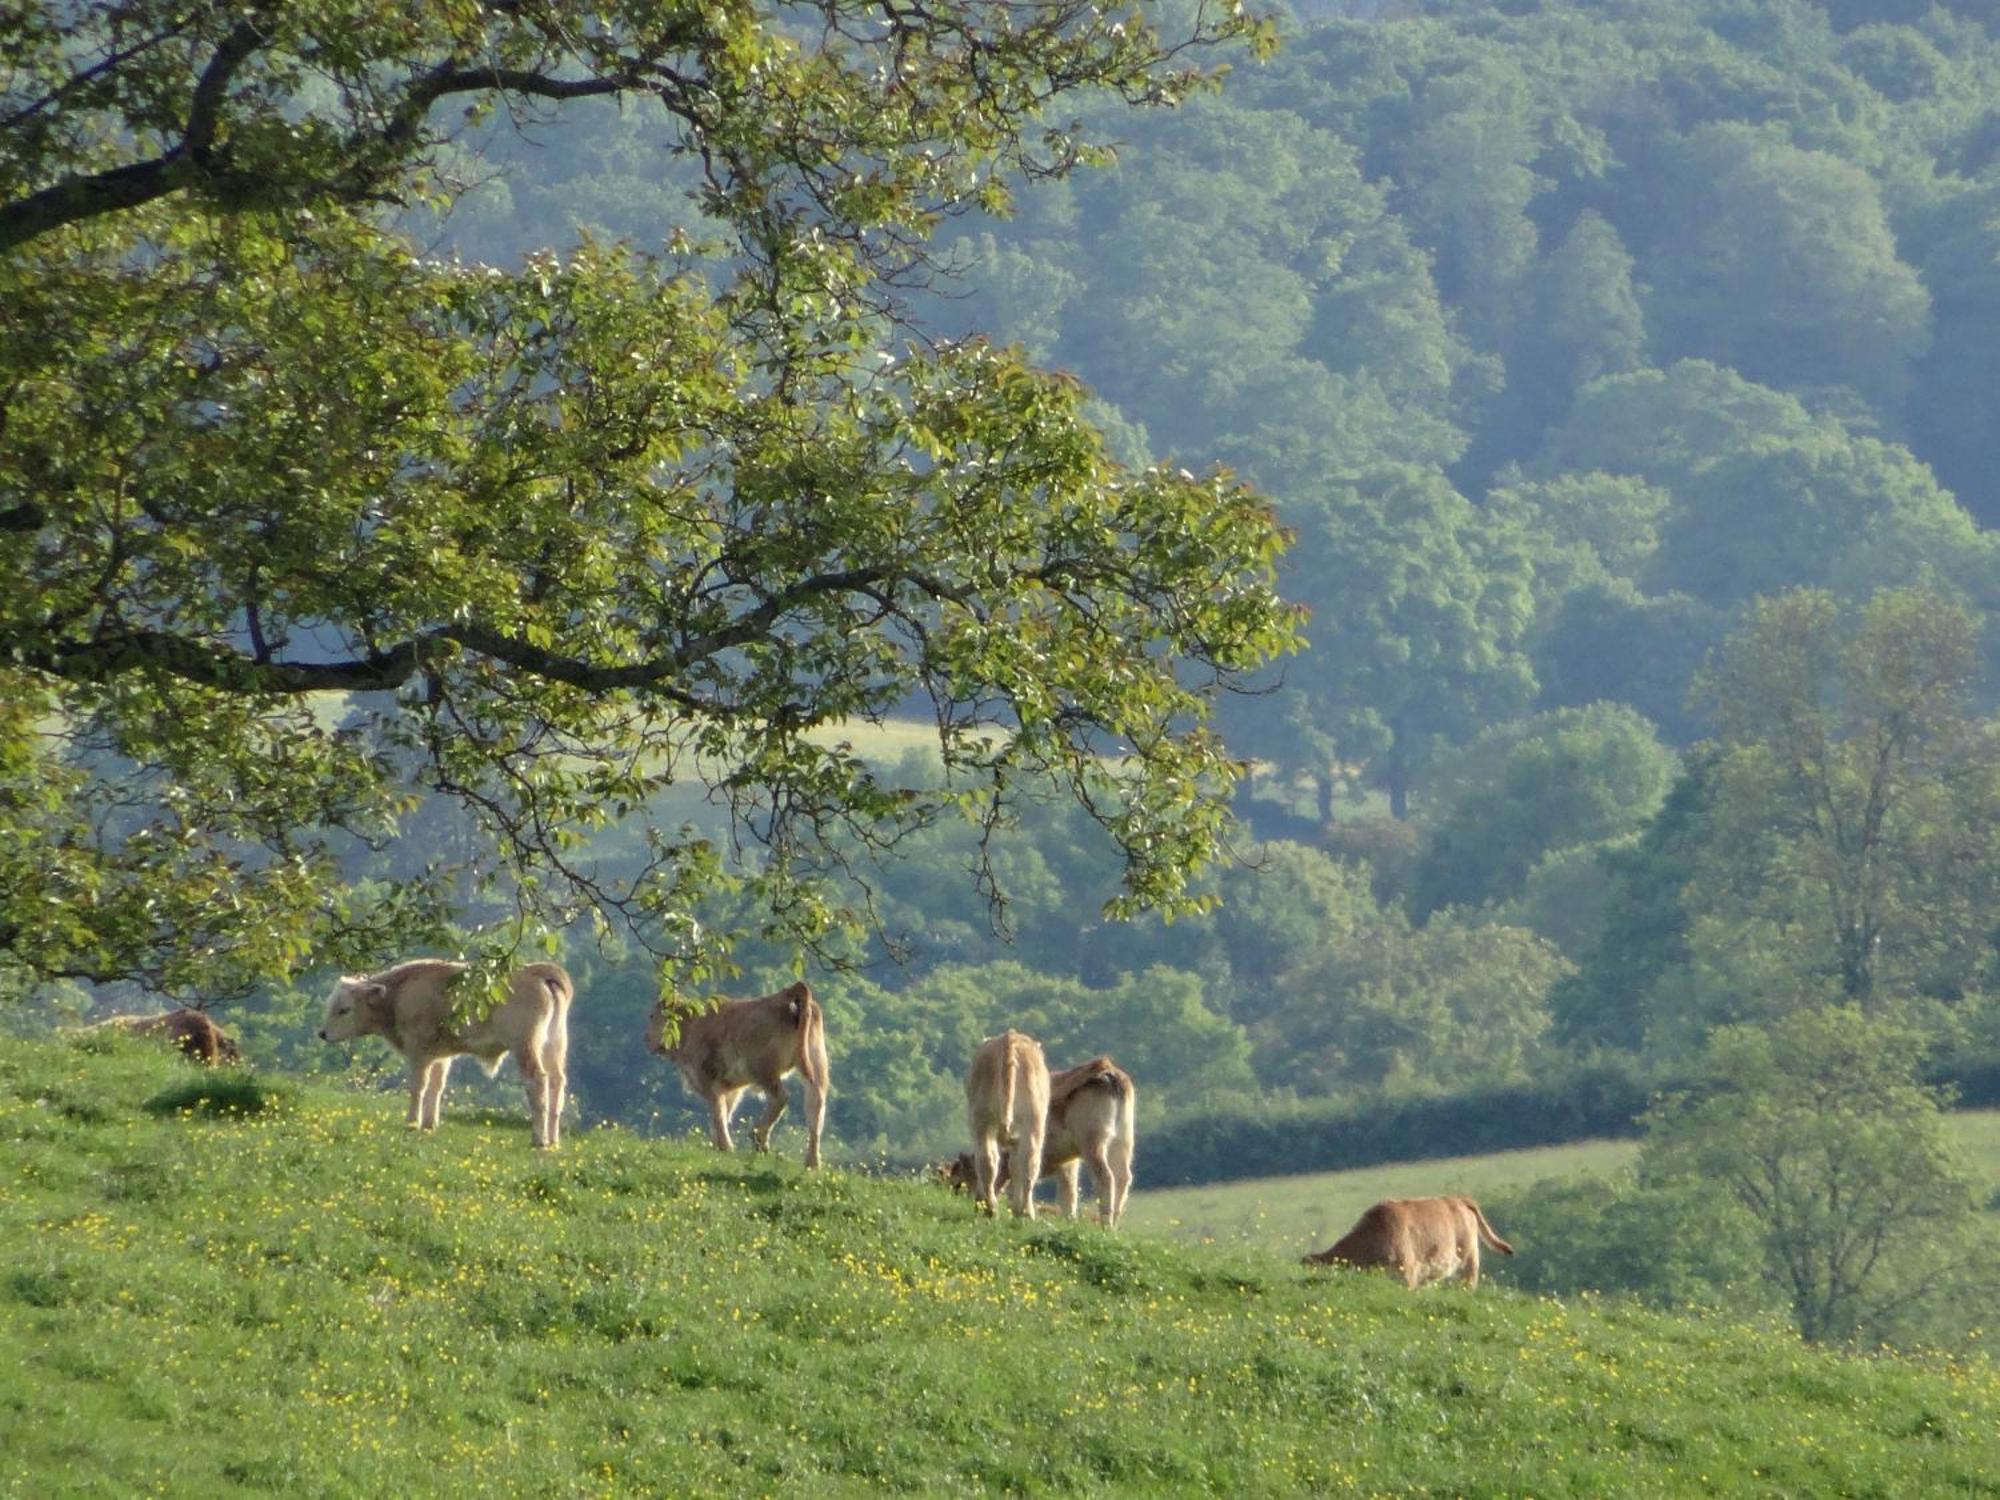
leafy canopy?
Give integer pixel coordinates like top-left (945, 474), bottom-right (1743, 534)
top-left (0, 0), bottom-right (1296, 1000)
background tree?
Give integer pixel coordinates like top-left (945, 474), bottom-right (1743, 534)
top-left (1265, 902), bottom-right (1567, 1095)
top-left (0, 0), bottom-right (1294, 1001)
top-left (1549, 753), bottom-right (1714, 1054)
top-left (1386, 56), bottom-right (1543, 352)
top-left (1279, 464), bottom-right (1536, 820)
top-left (1908, 181), bottom-right (2000, 528)
top-left (1687, 585), bottom-right (1999, 1017)
top-left (1410, 704), bottom-right (1678, 919)
top-left (1641, 1006), bottom-right (1995, 1347)
top-left (1645, 125), bottom-right (1931, 416)
top-left (1488, 1171), bottom-right (1772, 1320)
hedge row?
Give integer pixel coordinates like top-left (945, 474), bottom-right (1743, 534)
top-left (1139, 1063), bottom-right (1662, 1188)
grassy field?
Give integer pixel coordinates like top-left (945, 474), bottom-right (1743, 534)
top-left (1126, 1139), bottom-right (1643, 1258)
top-left (1129, 1113), bottom-right (2000, 1260)
top-left (1952, 1109), bottom-right (2000, 1186)
top-left (4, 1037), bottom-right (1999, 1498)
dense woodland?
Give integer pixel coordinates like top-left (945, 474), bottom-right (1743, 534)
top-left (9, 0), bottom-right (2000, 1348)
top-left (375, 0), bottom-right (2000, 1120)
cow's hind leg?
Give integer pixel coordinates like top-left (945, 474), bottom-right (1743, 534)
top-left (542, 1022), bottom-right (570, 1151)
top-left (1055, 1160), bottom-right (1082, 1219)
top-left (1009, 1121), bottom-right (1044, 1220)
top-left (749, 1073), bottom-right (790, 1153)
top-left (973, 1135), bottom-right (1002, 1214)
top-left (1108, 1131), bottom-right (1135, 1227)
top-left (801, 1061), bottom-right (826, 1171)
top-left (512, 1045), bottom-right (551, 1148)
top-left (708, 1087), bottom-right (745, 1152)
top-left (1083, 1141), bottom-right (1117, 1226)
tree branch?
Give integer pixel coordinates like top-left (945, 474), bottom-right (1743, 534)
top-left (11, 564), bottom-right (921, 703)
top-left (0, 25), bottom-right (695, 254)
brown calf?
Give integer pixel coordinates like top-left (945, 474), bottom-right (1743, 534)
top-left (646, 981), bottom-right (830, 1169)
top-left (1302, 1196), bottom-right (1514, 1289)
top-left (93, 1009), bottom-right (243, 1066)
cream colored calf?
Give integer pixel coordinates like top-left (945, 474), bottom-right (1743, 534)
top-left (1040, 1057), bottom-right (1137, 1227)
top-left (318, 959), bottom-right (575, 1149)
top-left (964, 1030), bottom-right (1050, 1219)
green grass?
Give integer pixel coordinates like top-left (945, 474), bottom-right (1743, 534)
top-left (1129, 1113), bottom-right (2000, 1259)
top-left (4, 1037), bottom-right (1998, 1497)
top-left (1955, 1110), bottom-right (2000, 1195)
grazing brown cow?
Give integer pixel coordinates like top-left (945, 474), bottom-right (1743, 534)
top-left (92, 1009), bottom-right (243, 1066)
top-left (645, 980), bottom-right (829, 1168)
top-left (963, 1030), bottom-right (1050, 1220)
top-left (940, 1056), bottom-right (1137, 1226)
top-left (1301, 1195), bottom-right (1514, 1289)
top-left (318, 959), bottom-right (576, 1149)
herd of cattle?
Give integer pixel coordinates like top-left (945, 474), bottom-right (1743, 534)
top-left (88, 957), bottom-right (1515, 1286)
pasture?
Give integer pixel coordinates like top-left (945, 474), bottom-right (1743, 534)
top-left (1128, 1113), bottom-right (2000, 1259)
top-left (1127, 1139), bottom-right (1642, 1257)
top-left (3, 1035), bottom-right (1997, 1497)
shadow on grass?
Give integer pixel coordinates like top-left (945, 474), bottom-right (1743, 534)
top-left (696, 1163), bottom-right (793, 1196)
top-left (1023, 1223), bottom-right (1162, 1293)
top-left (143, 1073), bottom-right (291, 1119)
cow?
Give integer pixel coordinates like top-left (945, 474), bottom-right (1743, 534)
top-left (1301, 1195), bottom-right (1514, 1289)
top-left (317, 959), bottom-right (576, 1149)
top-left (644, 980), bottom-right (829, 1169)
top-left (1041, 1056), bottom-right (1137, 1226)
top-left (89, 1008), bottom-right (243, 1066)
top-left (940, 1056), bottom-right (1136, 1226)
top-left (963, 1029), bottom-right (1050, 1220)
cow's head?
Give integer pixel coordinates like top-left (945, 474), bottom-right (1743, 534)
top-left (643, 996), bottom-right (676, 1057)
top-left (318, 977), bottom-right (389, 1042)
top-left (933, 1152), bottom-right (979, 1195)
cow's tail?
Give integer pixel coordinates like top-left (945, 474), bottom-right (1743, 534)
top-left (1000, 1035), bottom-right (1019, 1133)
top-left (1466, 1199), bottom-right (1513, 1255)
top-left (542, 965), bottom-right (576, 1012)
top-left (792, 981), bottom-right (828, 1096)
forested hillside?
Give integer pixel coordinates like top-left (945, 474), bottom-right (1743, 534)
top-left (346, 0), bottom-right (2000, 1131)
top-left (11, 0), bottom-right (2000, 1353)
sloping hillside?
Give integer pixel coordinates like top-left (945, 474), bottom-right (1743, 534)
top-left (3, 1035), bottom-right (1996, 1497)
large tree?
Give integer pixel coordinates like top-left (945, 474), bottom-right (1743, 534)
top-left (1642, 1006), bottom-right (1995, 1347)
top-left (0, 1), bottom-right (1296, 1001)
top-left (1688, 585), bottom-right (2000, 1017)
top-left (1275, 463), bottom-right (1536, 820)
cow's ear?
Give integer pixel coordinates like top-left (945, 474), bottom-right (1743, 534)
top-left (359, 982), bottom-right (391, 1021)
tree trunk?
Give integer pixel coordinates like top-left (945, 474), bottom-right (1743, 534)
top-left (1386, 716), bottom-right (1411, 821)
